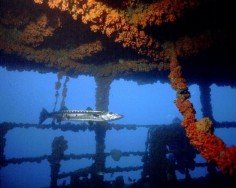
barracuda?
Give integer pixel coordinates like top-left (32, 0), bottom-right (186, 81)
top-left (39, 107), bottom-right (123, 124)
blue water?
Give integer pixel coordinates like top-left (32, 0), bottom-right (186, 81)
top-left (0, 67), bottom-right (236, 187)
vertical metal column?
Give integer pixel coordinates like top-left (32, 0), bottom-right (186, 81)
top-left (49, 136), bottom-right (68, 188)
top-left (199, 83), bottom-right (214, 121)
top-left (92, 76), bottom-right (112, 187)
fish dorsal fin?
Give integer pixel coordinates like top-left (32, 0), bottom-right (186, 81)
top-left (86, 107), bottom-right (93, 111)
top-left (60, 106), bottom-right (68, 111)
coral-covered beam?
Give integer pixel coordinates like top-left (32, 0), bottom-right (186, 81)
top-left (167, 44), bottom-right (236, 175)
top-left (0, 34), bottom-right (161, 76)
top-left (0, 31), bottom-right (103, 72)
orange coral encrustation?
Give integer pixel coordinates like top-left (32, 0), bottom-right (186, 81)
top-left (19, 14), bottom-right (61, 47)
top-left (167, 44), bottom-right (236, 175)
top-left (34, 0), bottom-right (161, 61)
top-left (33, 0), bottom-right (212, 65)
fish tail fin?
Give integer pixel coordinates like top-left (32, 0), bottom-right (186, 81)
top-left (39, 108), bottom-right (49, 124)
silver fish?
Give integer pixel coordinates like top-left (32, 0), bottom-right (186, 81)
top-left (39, 107), bottom-right (123, 124)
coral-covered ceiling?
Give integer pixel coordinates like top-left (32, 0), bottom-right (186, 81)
top-left (0, 0), bottom-right (235, 76)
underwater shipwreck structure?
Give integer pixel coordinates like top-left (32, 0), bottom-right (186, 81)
top-left (0, 0), bottom-right (236, 186)
top-left (1, 72), bottom-right (236, 187)
top-left (1, 76), bottom-right (236, 187)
